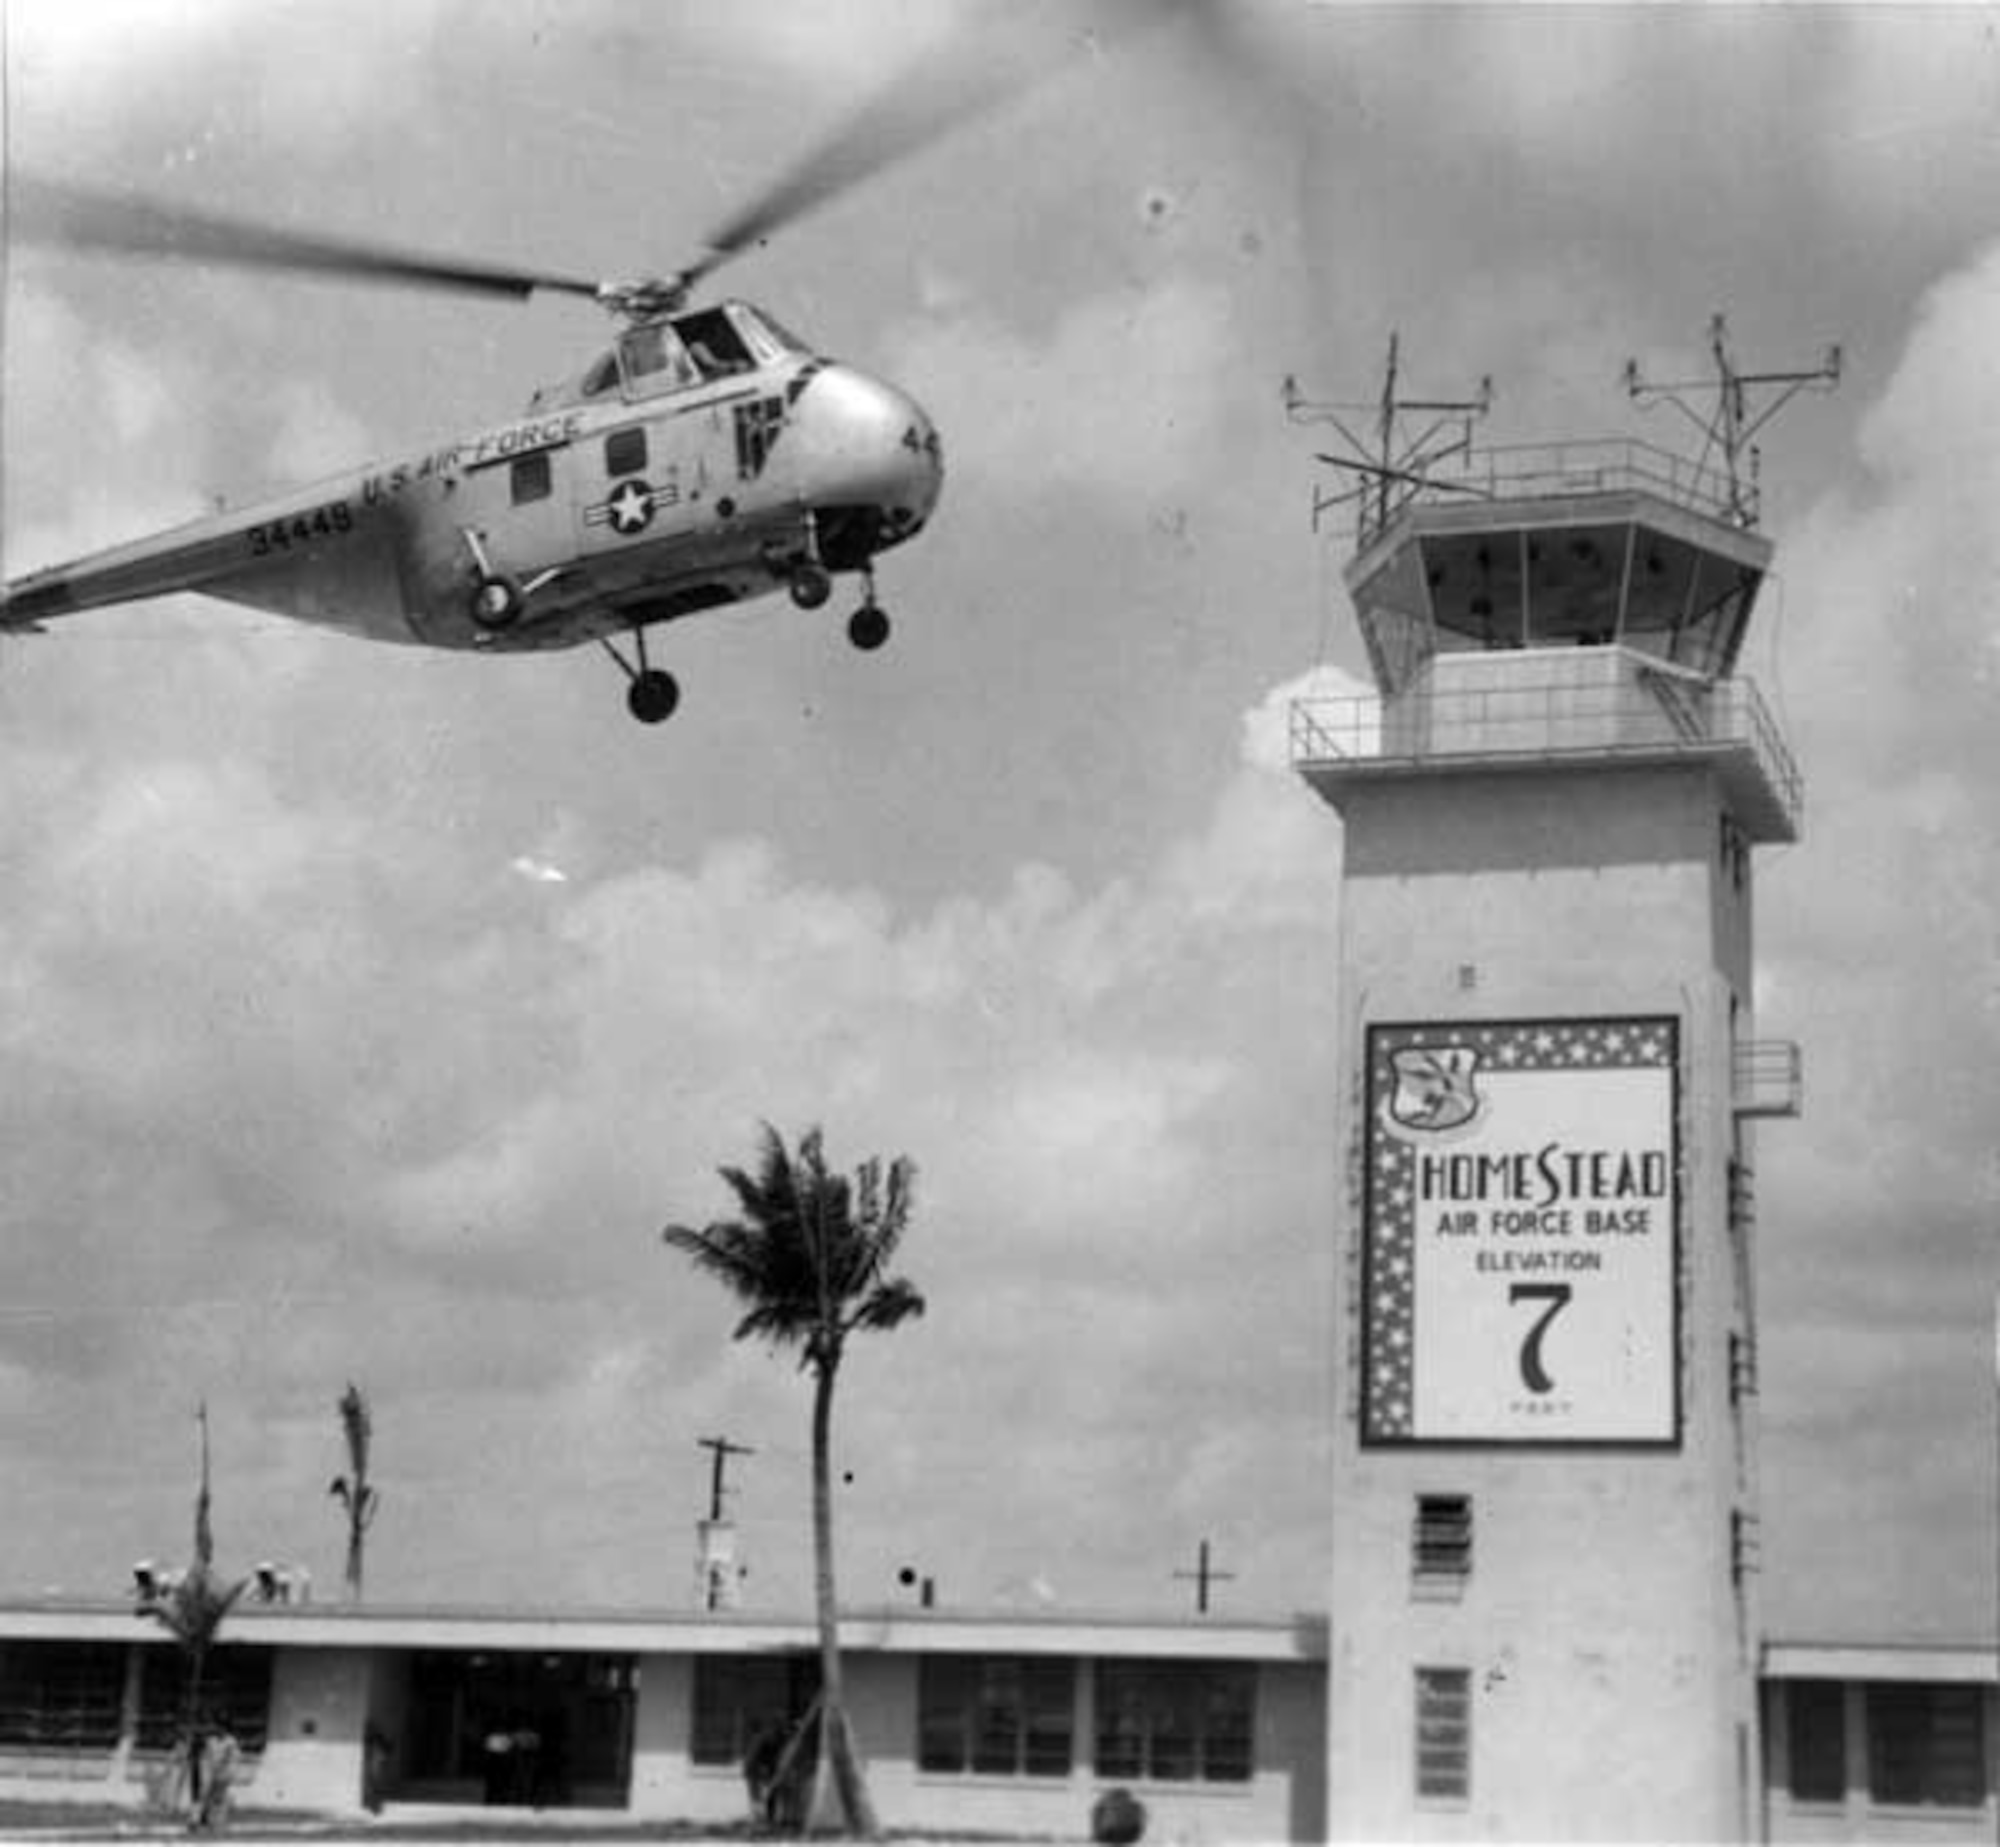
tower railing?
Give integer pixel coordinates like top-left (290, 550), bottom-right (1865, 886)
top-left (1289, 660), bottom-right (1802, 840)
top-left (1353, 437), bottom-right (1748, 550)
top-left (1733, 1039), bottom-right (1804, 1118)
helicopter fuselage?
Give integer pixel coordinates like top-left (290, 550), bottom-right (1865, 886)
top-left (1, 300), bottom-right (943, 669)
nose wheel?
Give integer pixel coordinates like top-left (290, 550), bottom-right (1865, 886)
top-left (627, 669), bottom-right (679, 725)
top-left (847, 602), bottom-right (890, 651)
top-left (846, 569), bottom-right (890, 652)
top-left (600, 626), bottom-right (680, 725)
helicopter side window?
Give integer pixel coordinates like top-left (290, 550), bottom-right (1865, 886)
top-left (511, 452), bottom-right (552, 506)
top-left (580, 352), bottom-right (621, 399)
top-left (618, 323), bottom-right (697, 396)
top-left (605, 427), bottom-right (648, 477)
top-left (673, 309), bottom-right (755, 380)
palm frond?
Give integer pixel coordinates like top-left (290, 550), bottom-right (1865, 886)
top-left (848, 1276), bottom-right (926, 1336)
top-left (667, 1125), bottom-right (924, 1364)
top-left (338, 1382), bottom-right (372, 1475)
top-left (151, 1563), bottom-right (250, 1651)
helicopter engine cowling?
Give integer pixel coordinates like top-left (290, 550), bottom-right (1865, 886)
top-left (784, 365), bottom-right (943, 570)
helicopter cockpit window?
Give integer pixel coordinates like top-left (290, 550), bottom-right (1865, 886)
top-left (673, 308), bottom-right (756, 381)
top-left (579, 351), bottom-right (621, 399)
top-left (737, 307), bottom-right (812, 359)
top-left (617, 323), bottom-right (697, 396)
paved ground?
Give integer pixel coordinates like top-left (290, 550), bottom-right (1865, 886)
top-left (0, 1811), bottom-right (1053, 1846)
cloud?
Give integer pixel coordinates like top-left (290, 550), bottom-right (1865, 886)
top-left (1812, 12), bottom-right (2000, 234)
top-left (1747, 236), bottom-right (2000, 1634)
top-left (0, 653), bottom-right (1341, 1604)
top-left (9, 0), bottom-right (446, 171)
top-left (893, 276), bottom-right (1238, 509)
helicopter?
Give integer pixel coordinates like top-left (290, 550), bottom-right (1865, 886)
top-left (0, 5), bottom-right (1205, 724)
top-left (0, 177), bottom-right (945, 727)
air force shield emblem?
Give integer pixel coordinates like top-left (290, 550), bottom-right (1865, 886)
top-left (1387, 1045), bottom-right (1483, 1134)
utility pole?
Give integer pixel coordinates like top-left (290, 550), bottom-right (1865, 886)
top-left (695, 1436), bottom-right (754, 1611)
top-left (1174, 1539), bottom-right (1234, 1615)
top-left (698, 1435), bottom-right (754, 1520)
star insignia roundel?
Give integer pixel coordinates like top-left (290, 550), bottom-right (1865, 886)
top-left (607, 479), bottom-right (655, 535)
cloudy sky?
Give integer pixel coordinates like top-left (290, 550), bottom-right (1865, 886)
top-left (0, 2), bottom-right (1995, 1643)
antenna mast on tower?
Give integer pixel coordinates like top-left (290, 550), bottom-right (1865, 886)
top-left (1283, 334), bottom-right (1493, 543)
top-left (1623, 312), bottom-right (1841, 529)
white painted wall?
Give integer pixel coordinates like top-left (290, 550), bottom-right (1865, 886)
top-left (1318, 749), bottom-right (1764, 1842)
top-left (244, 1645), bottom-right (371, 1813)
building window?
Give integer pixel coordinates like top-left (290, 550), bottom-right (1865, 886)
top-left (1867, 1683), bottom-right (1988, 1808)
top-left (1415, 1667), bottom-right (1471, 1803)
top-left (690, 1656), bottom-right (810, 1769)
top-left (1413, 1494), bottom-right (1472, 1590)
top-left (1784, 1680), bottom-right (1846, 1803)
top-left (918, 1656), bottom-right (1073, 1777)
top-left (605, 427), bottom-right (648, 477)
top-left (510, 451), bottom-right (552, 505)
top-left (136, 1645), bottom-right (273, 1755)
top-left (1093, 1661), bottom-right (1253, 1784)
top-left (0, 1640), bottom-right (126, 1752)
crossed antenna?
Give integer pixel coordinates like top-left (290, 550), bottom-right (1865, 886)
top-left (1623, 313), bottom-right (1841, 529)
top-left (1282, 334), bottom-right (1493, 543)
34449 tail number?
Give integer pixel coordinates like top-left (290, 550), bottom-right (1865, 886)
top-left (247, 501), bottom-right (353, 557)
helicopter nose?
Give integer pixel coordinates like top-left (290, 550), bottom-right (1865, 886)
top-left (788, 364), bottom-right (943, 554)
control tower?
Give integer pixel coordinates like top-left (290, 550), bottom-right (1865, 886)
top-left (1288, 323), bottom-right (1832, 1841)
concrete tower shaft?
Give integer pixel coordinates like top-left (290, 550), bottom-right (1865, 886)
top-left (1296, 373), bottom-right (1809, 1842)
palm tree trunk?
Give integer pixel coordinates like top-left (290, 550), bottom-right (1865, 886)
top-left (181, 1642), bottom-right (206, 1820)
top-left (806, 1352), bottom-right (878, 1838)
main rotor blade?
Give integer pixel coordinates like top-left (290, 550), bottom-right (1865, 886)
top-left (677, 0), bottom-right (1188, 296)
top-left (9, 177), bottom-right (604, 305)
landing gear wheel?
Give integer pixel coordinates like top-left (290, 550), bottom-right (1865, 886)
top-left (789, 564), bottom-right (834, 611)
top-left (471, 573), bottom-right (525, 631)
top-left (627, 668), bottom-right (680, 725)
top-left (847, 603), bottom-right (890, 652)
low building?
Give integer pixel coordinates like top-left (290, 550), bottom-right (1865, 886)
top-left (4, 1599), bottom-right (1994, 1841)
top-left (1761, 1641), bottom-right (1998, 1844)
top-left (0, 1598), bottom-right (1328, 1841)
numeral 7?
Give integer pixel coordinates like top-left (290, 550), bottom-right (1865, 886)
top-left (1508, 1282), bottom-right (1573, 1394)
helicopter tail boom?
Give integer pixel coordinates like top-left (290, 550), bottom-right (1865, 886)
top-left (0, 475), bottom-right (420, 646)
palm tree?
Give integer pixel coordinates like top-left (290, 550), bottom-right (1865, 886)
top-left (328, 1382), bottom-right (380, 1601)
top-left (663, 1124), bottom-right (924, 1839)
top-left (148, 1403), bottom-right (251, 1823)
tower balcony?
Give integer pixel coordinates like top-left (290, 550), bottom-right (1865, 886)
top-left (1733, 1039), bottom-right (1804, 1118)
top-left (1290, 645), bottom-right (1802, 843)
